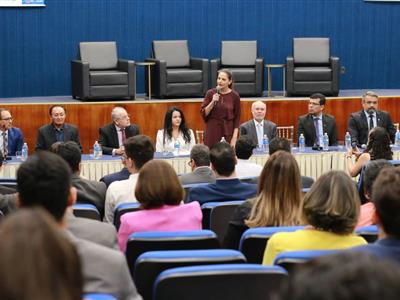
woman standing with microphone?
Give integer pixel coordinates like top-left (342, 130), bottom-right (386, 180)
top-left (200, 69), bottom-right (241, 148)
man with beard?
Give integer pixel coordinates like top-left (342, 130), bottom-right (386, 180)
top-left (348, 91), bottom-right (396, 148)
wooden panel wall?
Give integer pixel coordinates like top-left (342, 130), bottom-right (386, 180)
top-left (4, 96), bottom-right (400, 153)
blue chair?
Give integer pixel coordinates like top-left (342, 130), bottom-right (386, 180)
top-left (239, 226), bottom-right (305, 264)
top-left (84, 293), bottom-right (117, 300)
top-left (153, 264), bottom-right (287, 300)
top-left (72, 203), bottom-right (100, 221)
top-left (135, 249), bottom-right (246, 300)
top-left (355, 225), bottom-right (378, 243)
top-left (125, 230), bottom-right (220, 277)
top-left (274, 250), bottom-right (338, 274)
top-left (201, 201), bottom-right (244, 244)
top-left (113, 202), bottom-right (141, 230)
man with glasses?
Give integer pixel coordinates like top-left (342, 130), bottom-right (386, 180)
top-left (0, 108), bottom-right (24, 157)
top-left (348, 91), bottom-right (396, 148)
top-left (99, 107), bottom-right (140, 155)
top-left (297, 93), bottom-right (338, 147)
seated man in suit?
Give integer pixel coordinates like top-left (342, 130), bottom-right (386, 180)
top-left (179, 144), bottom-right (216, 185)
top-left (297, 93), bottom-right (338, 147)
top-left (35, 105), bottom-right (82, 151)
top-left (100, 157), bottom-right (130, 187)
top-left (348, 91), bottom-right (396, 148)
top-left (0, 108), bottom-right (24, 157)
top-left (187, 142), bottom-right (257, 205)
top-left (240, 101), bottom-right (277, 148)
top-left (16, 152), bottom-right (141, 300)
top-left (235, 135), bottom-right (263, 178)
top-left (99, 107), bottom-right (140, 155)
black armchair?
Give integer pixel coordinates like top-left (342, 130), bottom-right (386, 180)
top-left (211, 41), bottom-right (264, 97)
top-left (71, 41), bottom-right (135, 100)
top-left (145, 40), bottom-right (208, 98)
top-left (286, 38), bottom-right (340, 97)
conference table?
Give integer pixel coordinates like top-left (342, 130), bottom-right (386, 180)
top-left (2, 146), bottom-right (400, 181)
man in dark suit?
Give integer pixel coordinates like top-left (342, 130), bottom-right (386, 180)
top-left (348, 91), bottom-right (396, 147)
top-left (99, 107), bottom-right (140, 155)
top-left (35, 105), bottom-right (82, 151)
top-left (297, 93), bottom-right (338, 147)
top-left (180, 144), bottom-right (215, 185)
top-left (240, 101), bottom-right (277, 147)
top-left (0, 108), bottom-right (24, 157)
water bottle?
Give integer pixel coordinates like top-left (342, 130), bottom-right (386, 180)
top-left (21, 142), bottom-right (28, 161)
top-left (220, 137), bottom-right (227, 143)
top-left (93, 140), bottom-right (102, 159)
top-left (299, 134), bottom-right (305, 152)
top-left (323, 133), bottom-right (329, 151)
top-left (345, 132), bottom-right (352, 149)
top-left (173, 140), bottom-right (181, 156)
top-left (395, 130), bottom-right (400, 147)
top-left (262, 134), bottom-right (269, 153)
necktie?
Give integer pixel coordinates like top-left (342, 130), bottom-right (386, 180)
top-left (314, 118), bottom-right (320, 146)
top-left (2, 131), bottom-right (8, 157)
top-left (369, 113), bottom-right (374, 131)
top-left (256, 123), bottom-right (263, 146)
top-left (121, 128), bottom-right (126, 144)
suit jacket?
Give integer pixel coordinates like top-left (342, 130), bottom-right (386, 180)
top-left (239, 119), bottom-right (277, 146)
top-left (72, 174), bottom-right (107, 215)
top-left (179, 166), bottom-right (216, 185)
top-left (297, 114), bottom-right (338, 147)
top-left (99, 123), bottom-right (140, 155)
top-left (0, 184), bottom-right (17, 195)
top-left (353, 237), bottom-right (400, 265)
top-left (100, 167), bottom-right (130, 187)
top-left (35, 123), bottom-right (82, 151)
top-left (348, 110), bottom-right (396, 147)
top-left (2, 127), bottom-right (24, 156)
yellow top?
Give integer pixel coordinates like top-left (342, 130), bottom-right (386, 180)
top-left (262, 229), bottom-right (367, 265)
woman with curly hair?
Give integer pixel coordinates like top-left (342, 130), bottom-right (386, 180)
top-left (347, 126), bottom-right (393, 177)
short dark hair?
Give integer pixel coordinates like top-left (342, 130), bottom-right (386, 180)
top-left (282, 251), bottom-right (400, 300)
top-left (49, 105), bottom-right (66, 116)
top-left (54, 142), bottom-right (81, 173)
top-left (190, 144), bottom-right (210, 167)
top-left (124, 135), bottom-right (155, 170)
top-left (17, 152), bottom-right (72, 222)
top-left (363, 159), bottom-right (393, 196)
top-left (372, 167), bottom-right (400, 238)
top-left (269, 137), bottom-right (291, 155)
top-left (235, 135), bottom-right (256, 159)
top-left (210, 142), bottom-right (236, 176)
top-left (310, 93), bottom-right (326, 106)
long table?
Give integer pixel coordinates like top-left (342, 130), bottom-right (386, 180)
top-left (3, 147), bottom-right (400, 181)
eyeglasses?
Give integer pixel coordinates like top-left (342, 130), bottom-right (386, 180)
top-left (0, 117), bottom-right (12, 121)
top-left (187, 160), bottom-right (193, 166)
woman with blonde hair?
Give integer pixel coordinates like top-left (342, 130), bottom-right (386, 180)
top-left (223, 151), bottom-right (302, 249)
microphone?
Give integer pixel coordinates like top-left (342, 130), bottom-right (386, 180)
top-left (216, 86), bottom-right (221, 94)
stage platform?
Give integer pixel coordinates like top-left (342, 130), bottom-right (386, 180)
top-left (0, 89), bottom-right (399, 153)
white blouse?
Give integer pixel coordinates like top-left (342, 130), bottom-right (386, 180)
top-left (156, 129), bottom-right (196, 153)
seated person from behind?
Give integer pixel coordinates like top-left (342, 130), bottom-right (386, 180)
top-left (118, 160), bottom-right (202, 252)
top-left (262, 170), bottom-right (367, 265)
top-left (179, 144), bottom-right (216, 185)
top-left (0, 108), bottom-right (24, 157)
top-left (224, 151), bottom-right (302, 249)
top-left (235, 135), bottom-right (263, 178)
top-left (156, 107), bottom-right (195, 154)
top-left (297, 93), bottom-right (338, 147)
top-left (99, 107), bottom-right (140, 156)
top-left (187, 142), bottom-right (257, 205)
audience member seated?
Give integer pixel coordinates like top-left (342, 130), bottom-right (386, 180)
top-left (262, 170), bottom-right (367, 265)
top-left (156, 107), bottom-right (196, 153)
top-left (0, 151), bottom-right (16, 195)
top-left (16, 152), bottom-right (141, 300)
top-left (99, 107), bottom-right (140, 156)
top-left (353, 168), bottom-right (400, 264)
top-left (187, 142), bottom-right (257, 204)
top-left (224, 151), bottom-right (302, 249)
top-left (269, 137), bottom-right (314, 188)
top-left (234, 135), bottom-right (263, 178)
top-left (179, 144), bottom-right (216, 185)
top-left (104, 135), bottom-right (154, 223)
top-left (0, 108), bottom-right (24, 157)
top-left (35, 105), bottom-right (82, 151)
top-left (0, 208), bottom-right (83, 300)
top-left (100, 164), bottom-right (130, 187)
top-left (356, 159), bottom-right (393, 228)
top-left (348, 91), bottom-right (396, 148)
top-left (52, 141), bottom-right (107, 215)
top-left (118, 160), bottom-right (202, 252)
top-left (346, 127), bottom-right (392, 177)
top-left (281, 251), bottom-right (400, 300)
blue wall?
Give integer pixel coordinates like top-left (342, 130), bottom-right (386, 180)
top-left (0, 0), bottom-right (399, 98)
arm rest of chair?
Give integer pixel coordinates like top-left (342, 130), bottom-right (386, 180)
top-left (145, 58), bottom-right (167, 98)
top-left (118, 59), bottom-right (136, 98)
top-left (191, 58), bottom-right (209, 94)
top-left (330, 56), bottom-right (340, 95)
top-left (255, 58), bottom-right (264, 96)
top-left (210, 59), bottom-right (221, 88)
top-left (71, 60), bottom-right (90, 98)
top-left (285, 57), bottom-right (294, 95)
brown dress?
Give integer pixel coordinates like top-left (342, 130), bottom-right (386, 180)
top-left (200, 88), bottom-right (241, 148)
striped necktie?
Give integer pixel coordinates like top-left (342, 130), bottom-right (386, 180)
top-left (2, 131), bottom-right (8, 157)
